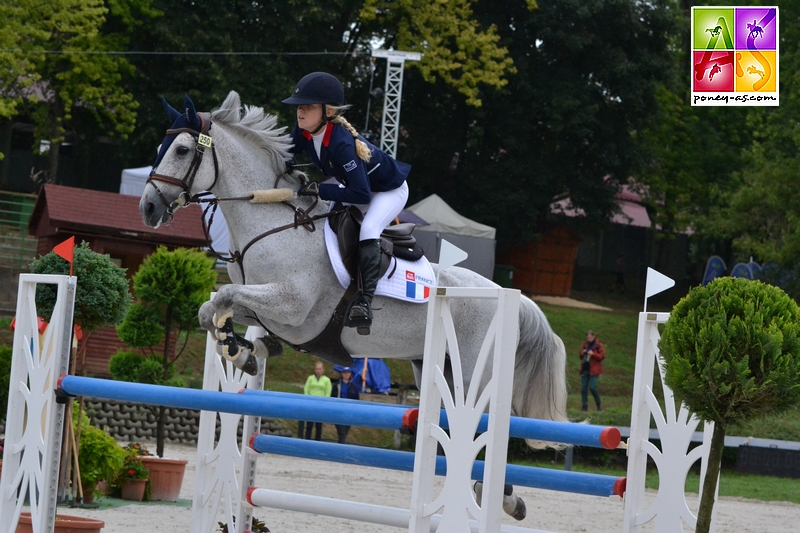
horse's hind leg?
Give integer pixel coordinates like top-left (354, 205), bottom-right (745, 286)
top-left (472, 482), bottom-right (527, 521)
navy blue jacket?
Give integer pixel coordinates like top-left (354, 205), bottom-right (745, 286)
top-left (289, 122), bottom-right (411, 205)
top-left (331, 380), bottom-right (360, 400)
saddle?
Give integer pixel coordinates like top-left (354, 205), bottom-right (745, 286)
top-left (328, 204), bottom-right (424, 282)
top-left (285, 205), bottom-right (425, 367)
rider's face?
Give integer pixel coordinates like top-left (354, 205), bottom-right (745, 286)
top-left (297, 104), bottom-right (324, 132)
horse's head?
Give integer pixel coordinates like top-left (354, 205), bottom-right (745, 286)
top-left (140, 94), bottom-right (217, 227)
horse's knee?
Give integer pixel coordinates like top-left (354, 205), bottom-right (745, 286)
top-left (198, 302), bottom-right (215, 333)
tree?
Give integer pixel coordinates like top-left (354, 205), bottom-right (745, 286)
top-left (359, 0), bottom-right (528, 106)
top-left (114, 246), bottom-right (216, 457)
top-left (30, 240), bottom-right (132, 334)
top-left (665, 0), bottom-right (800, 274)
top-left (398, 0), bottom-right (681, 245)
top-left (0, 0), bottom-right (158, 179)
top-left (659, 277), bottom-right (800, 533)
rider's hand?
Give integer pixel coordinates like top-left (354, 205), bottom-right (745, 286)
top-left (298, 182), bottom-right (319, 197)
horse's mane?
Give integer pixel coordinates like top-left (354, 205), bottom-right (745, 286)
top-left (211, 91), bottom-right (294, 179)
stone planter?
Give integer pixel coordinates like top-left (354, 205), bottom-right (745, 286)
top-left (139, 457), bottom-right (187, 502)
top-left (16, 512), bottom-right (104, 533)
top-left (120, 478), bottom-right (147, 501)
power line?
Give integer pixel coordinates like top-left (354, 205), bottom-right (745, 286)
top-left (0, 49), bottom-right (363, 56)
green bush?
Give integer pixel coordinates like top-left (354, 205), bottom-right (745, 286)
top-left (75, 410), bottom-right (125, 487)
top-left (30, 241), bottom-right (132, 332)
top-left (109, 350), bottom-right (184, 388)
top-left (660, 277), bottom-right (800, 425)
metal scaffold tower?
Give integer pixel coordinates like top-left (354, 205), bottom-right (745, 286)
top-left (372, 49), bottom-right (421, 159)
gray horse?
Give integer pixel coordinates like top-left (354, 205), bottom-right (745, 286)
top-left (139, 91), bottom-right (568, 519)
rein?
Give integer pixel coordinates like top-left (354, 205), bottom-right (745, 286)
top-left (150, 115), bottom-right (343, 284)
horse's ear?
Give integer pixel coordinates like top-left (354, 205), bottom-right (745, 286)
top-left (184, 94), bottom-right (201, 130)
top-left (162, 98), bottom-right (181, 123)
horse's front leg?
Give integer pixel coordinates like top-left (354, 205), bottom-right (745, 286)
top-left (199, 283), bottom-right (312, 375)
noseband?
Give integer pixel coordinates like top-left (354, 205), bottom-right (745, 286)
top-left (147, 112), bottom-right (219, 215)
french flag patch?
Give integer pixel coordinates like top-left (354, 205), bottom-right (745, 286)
top-left (405, 270), bottom-right (431, 300)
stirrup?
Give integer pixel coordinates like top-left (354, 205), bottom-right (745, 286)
top-left (345, 300), bottom-right (372, 335)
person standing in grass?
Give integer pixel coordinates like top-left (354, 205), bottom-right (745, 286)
top-left (579, 330), bottom-right (605, 412)
top-left (331, 367), bottom-right (360, 444)
top-left (298, 361), bottom-right (332, 440)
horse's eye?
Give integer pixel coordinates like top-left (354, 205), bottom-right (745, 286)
top-left (176, 145), bottom-right (191, 155)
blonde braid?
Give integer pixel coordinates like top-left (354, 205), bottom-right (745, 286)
top-left (328, 105), bottom-right (372, 162)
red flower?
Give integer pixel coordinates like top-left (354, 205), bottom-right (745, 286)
top-left (128, 469), bottom-right (136, 476)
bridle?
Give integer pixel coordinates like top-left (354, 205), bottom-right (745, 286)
top-left (147, 114), bottom-right (344, 284)
top-left (147, 112), bottom-right (219, 215)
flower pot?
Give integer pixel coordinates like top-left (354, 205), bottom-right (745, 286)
top-left (81, 481), bottom-right (97, 504)
top-left (16, 512), bottom-right (104, 533)
top-left (120, 478), bottom-right (147, 501)
top-left (139, 457), bottom-right (188, 502)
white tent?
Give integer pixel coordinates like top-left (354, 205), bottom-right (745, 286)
top-left (406, 194), bottom-right (496, 279)
top-left (120, 166), bottom-right (230, 254)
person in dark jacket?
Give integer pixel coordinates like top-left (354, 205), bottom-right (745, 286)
top-left (282, 72), bottom-right (411, 334)
top-left (331, 367), bottom-right (361, 443)
top-left (579, 330), bottom-right (605, 411)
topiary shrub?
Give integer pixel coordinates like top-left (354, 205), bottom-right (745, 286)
top-left (30, 241), bottom-right (132, 333)
top-left (659, 277), bottom-right (800, 533)
top-left (113, 246), bottom-right (215, 456)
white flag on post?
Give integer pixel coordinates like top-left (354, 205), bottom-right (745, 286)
top-left (436, 239), bottom-right (468, 287)
top-left (645, 267), bottom-right (675, 299)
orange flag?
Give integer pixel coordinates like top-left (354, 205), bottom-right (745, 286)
top-left (53, 236), bottom-right (75, 276)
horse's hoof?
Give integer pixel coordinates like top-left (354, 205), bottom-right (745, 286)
top-left (503, 495), bottom-right (526, 521)
top-left (512, 498), bottom-right (526, 521)
top-left (357, 326), bottom-right (370, 336)
top-left (238, 353), bottom-right (260, 376)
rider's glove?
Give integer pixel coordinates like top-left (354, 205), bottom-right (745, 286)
top-left (297, 182), bottom-right (319, 197)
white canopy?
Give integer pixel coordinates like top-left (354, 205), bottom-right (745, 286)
top-left (406, 194), bottom-right (496, 239)
top-left (120, 166), bottom-right (230, 254)
top-left (406, 194), bottom-right (496, 279)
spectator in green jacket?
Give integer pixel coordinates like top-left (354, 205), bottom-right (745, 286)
top-left (298, 361), bottom-right (332, 440)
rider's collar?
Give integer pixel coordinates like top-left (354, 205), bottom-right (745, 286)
top-left (301, 122), bottom-right (333, 147)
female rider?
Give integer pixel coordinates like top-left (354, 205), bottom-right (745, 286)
top-left (282, 72), bottom-right (411, 334)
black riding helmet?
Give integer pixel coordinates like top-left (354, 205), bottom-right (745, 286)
top-left (282, 72), bottom-right (345, 106)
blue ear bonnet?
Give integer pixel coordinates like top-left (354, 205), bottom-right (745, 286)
top-left (153, 95), bottom-right (202, 168)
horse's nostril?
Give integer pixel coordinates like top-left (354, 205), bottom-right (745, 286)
top-left (146, 202), bottom-right (154, 217)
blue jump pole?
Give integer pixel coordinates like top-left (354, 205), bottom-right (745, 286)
top-left (58, 376), bottom-right (620, 450)
top-left (251, 435), bottom-right (626, 498)
top-left (58, 375), bottom-right (412, 431)
top-left (240, 389), bottom-right (621, 449)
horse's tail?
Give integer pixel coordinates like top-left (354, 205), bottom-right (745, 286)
top-left (512, 296), bottom-right (568, 449)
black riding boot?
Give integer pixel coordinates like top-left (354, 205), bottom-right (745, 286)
top-left (347, 238), bottom-right (381, 334)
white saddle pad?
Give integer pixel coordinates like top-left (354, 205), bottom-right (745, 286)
top-left (324, 219), bottom-right (435, 303)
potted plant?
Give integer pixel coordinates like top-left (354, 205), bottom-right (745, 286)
top-left (117, 455), bottom-right (150, 501)
top-left (111, 248), bottom-right (215, 501)
top-left (75, 411), bottom-right (126, 504)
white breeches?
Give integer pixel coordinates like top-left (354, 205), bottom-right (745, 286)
top-left (354, 181), bottom-right (409, 241)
